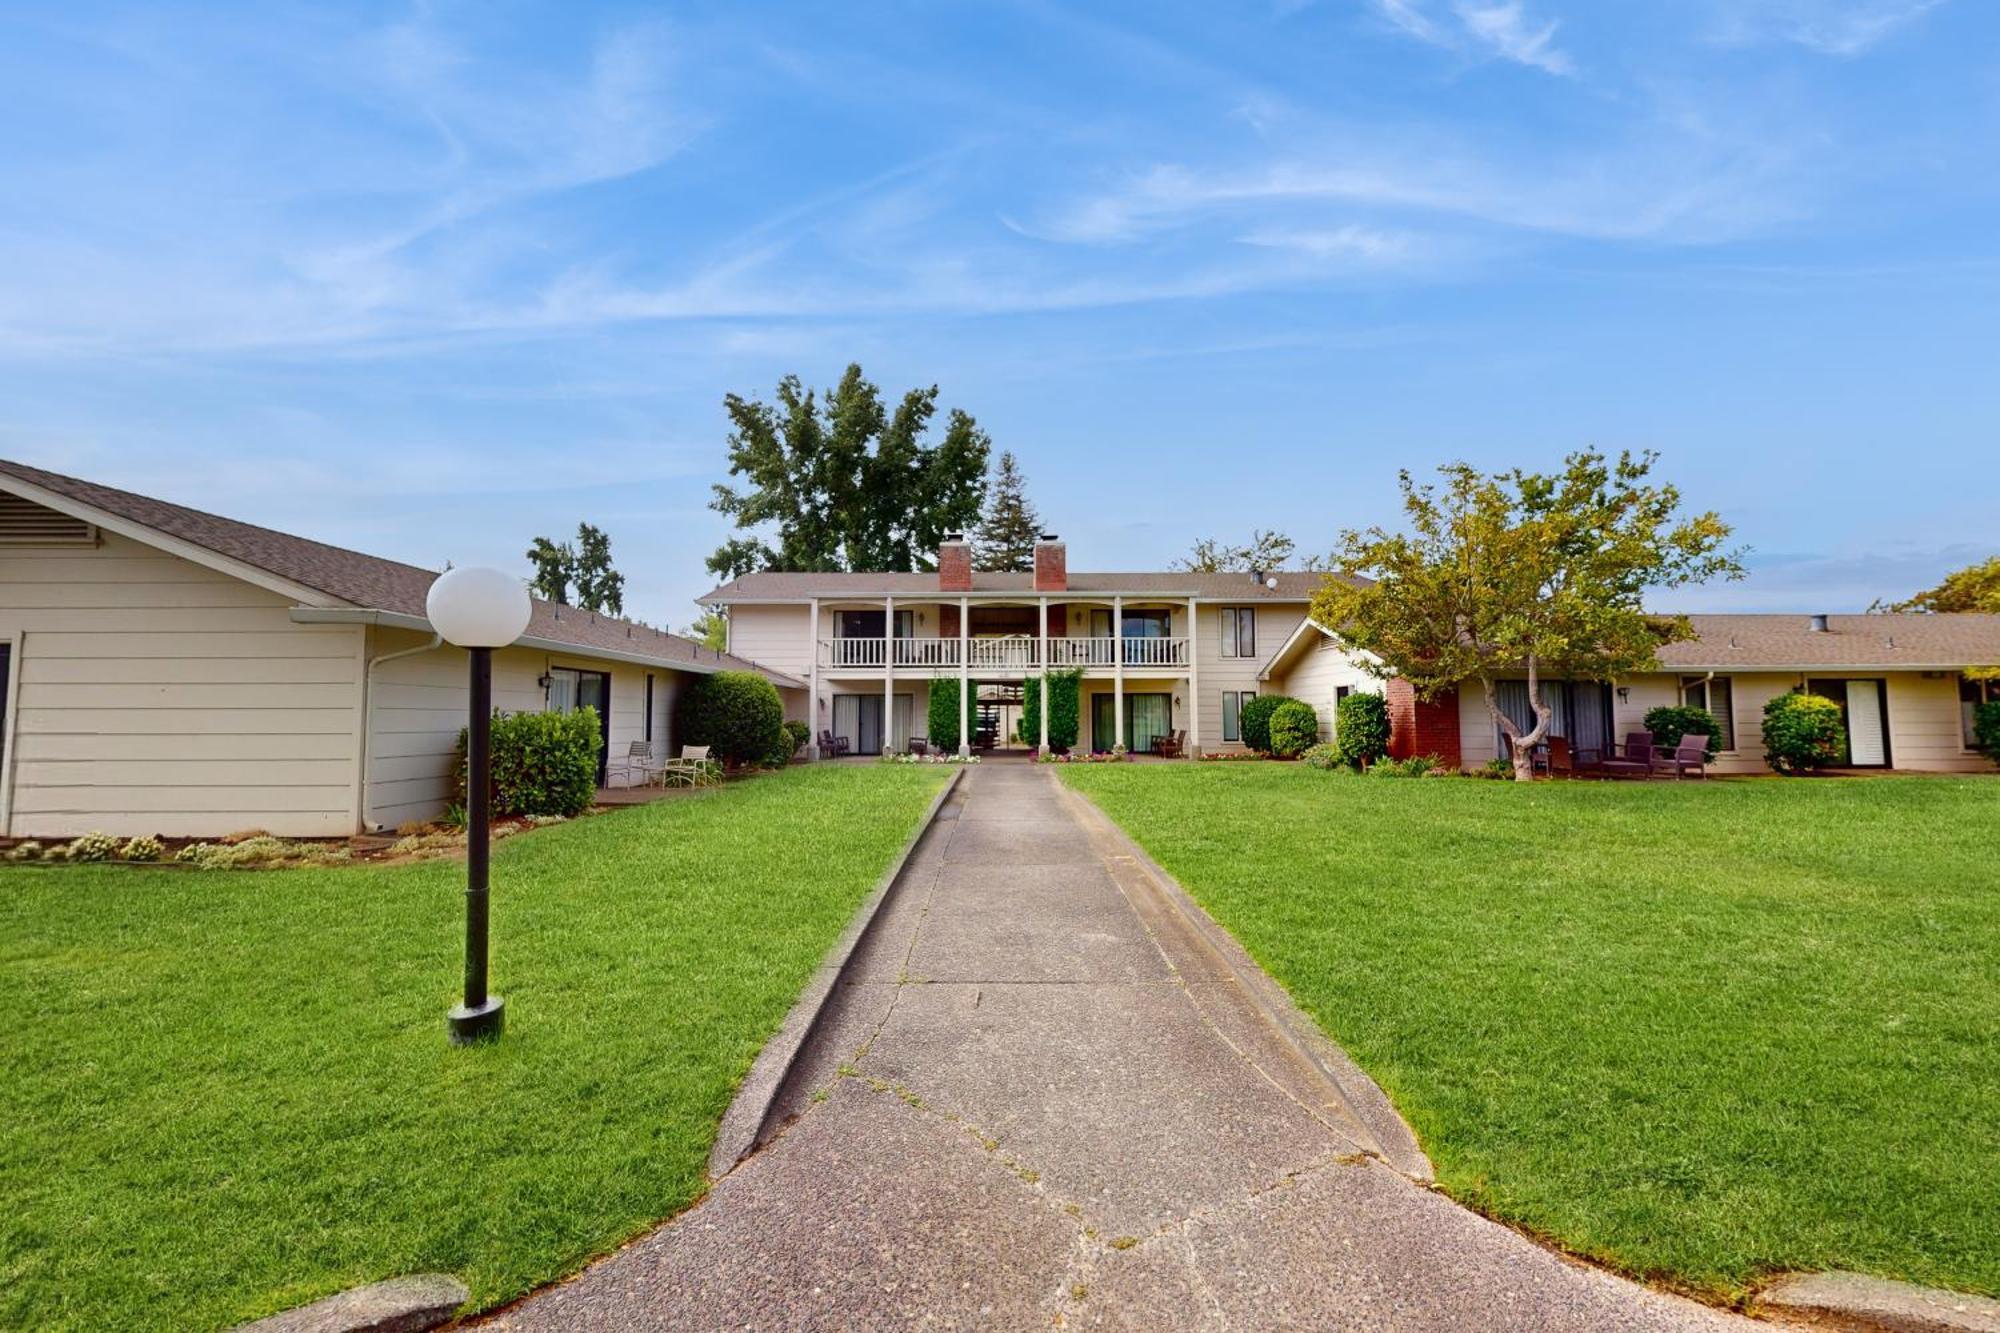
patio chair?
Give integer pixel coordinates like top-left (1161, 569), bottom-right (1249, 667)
top-left (1545, 736), bottom-right (1574, 777)
top-left (1599, 732), bottom-right (1655, 779)
top-left (908, 736), bottom-right (928, 756)
top-left (1650, 735), bottom-right (1711, 780)
top-left (663, 744), bottom-right (720, 787)
top-left (606, 740), bottom-right (662, 789)
top-left (1152, 730), bottom-right (1186, 759)
top-left (818, 729), bottom-right (850, 758)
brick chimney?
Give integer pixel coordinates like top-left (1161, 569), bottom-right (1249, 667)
top-left (938, 533), bottom-right (972, 592)
top-left (1033, 534), bottom-right (1067, 592)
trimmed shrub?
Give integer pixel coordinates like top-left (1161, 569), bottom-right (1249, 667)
top-left (1974, 699), bottom-right (2000, 760)
top-left (676, 670), bottom-right (786, 768)
top-left (928, 677), bottom-right (967, 751)
top-left (1018, 669), bottom-right (1082, 751)
top-left (1762, 691), bottom-right (1846, 774)
top-left (1332, 692), bottom-right (1392, 770)
top-left (782, 719), bottom-right (811, 756)
top-left (7, 841), bottom-right (44, 863)
top-left (67, 831), bottom-right (120, 863)
top-left (1267, 700), bottom-right (1319, 758)
top-left (1236, 695), bottom-right (1295, 754)
top-left (455, 708), bottom-right (604, 817)
top-left (1644, 704), bottom-right (1723, 760)
top-left (120, 835), bottom-right (165, 862)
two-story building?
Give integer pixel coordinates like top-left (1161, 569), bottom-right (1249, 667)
top-left (702, 535), bottom-right (2000, 773)
top-left (699, 535), bottom-right (1370, 757)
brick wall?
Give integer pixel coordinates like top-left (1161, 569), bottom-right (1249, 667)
top-left (1387, 678), bottom-right (1461, 769)
top-left (939, 540), bottom-right (972, 592)
top-left (1033, 539), bottom-right (1067, 591)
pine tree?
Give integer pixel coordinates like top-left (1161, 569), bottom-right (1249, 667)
top-left (973, 451), bottom-right (1042, 572)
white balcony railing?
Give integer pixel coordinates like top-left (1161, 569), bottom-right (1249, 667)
top-left (1121, 636), bottom-right (1190, 668)
top-left (818, 635), bottom-right (1191, 670)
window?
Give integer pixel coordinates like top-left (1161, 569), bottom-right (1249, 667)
top-left (1222, 689), bottom-right (1255, 742)
top-left (1221, 607), bottom-right (1255, 658)
top-left (1680, 676), bottom-right (1736, 751)
top-left (1963, 676), bottom-right (1995, 749)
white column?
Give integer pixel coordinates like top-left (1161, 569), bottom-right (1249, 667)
top-left (1038, 596), bottom-right (1050, 755)
top-left (1113, 596), bottom-right (1125, 751)
top-left (883, 595), bottom-right (895, 755)
top-left (808, 598), bottom-right (821, 759)
top-left (958, 595), bottom-right (970, 757)
top-left (1186, 597), bottom-right (1201, 757)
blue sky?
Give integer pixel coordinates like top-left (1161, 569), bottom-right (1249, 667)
top-left (1, 0), bottom-right (1994, 626)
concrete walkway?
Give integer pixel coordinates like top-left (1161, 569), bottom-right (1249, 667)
top-left (483, 762), bottom-right (1752, 1331)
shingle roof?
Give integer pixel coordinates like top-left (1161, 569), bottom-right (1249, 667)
top-left (698, 569), bottom-right (1345, 603)
top-left (0, 458), bottom-right (803, 687)
top-left (1655, 613), bottom-right (2000, 670)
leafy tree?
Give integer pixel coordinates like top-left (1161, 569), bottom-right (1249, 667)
top-left (525, 524), bottom-right (625, 614)
top-left (1173, 530), bottom-right (1324, 573)
top-left (1876, 555), bottom-right (2000, 614)
top-left (707, 364), bottom-right (991, 579)
top-left (973, 451), bottom-right (1043, 572)
top-left (526, 536), bottom-right (575, 603)
top-left (572, 523), bottom-right (624, 616)
top-left (682, 609), bottom-right (728, 651)
top-left (1310, 450), bottom-right (1743, 782)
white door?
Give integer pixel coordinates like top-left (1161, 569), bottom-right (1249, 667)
top-left (1845, 680), bottom-right (1887, 766)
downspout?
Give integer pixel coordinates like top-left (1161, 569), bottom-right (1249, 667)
top-left (355, 631), bottom-right (443, 832)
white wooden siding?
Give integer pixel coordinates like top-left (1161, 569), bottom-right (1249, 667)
top-left (1458, 669), bottom-right (1988, 774)
top-left (1274, 636), bottom-right (1383, 743)
top-left (0, 531), bottom-right (365, 837)
top-left (363, 627), bottom-right (700, 831)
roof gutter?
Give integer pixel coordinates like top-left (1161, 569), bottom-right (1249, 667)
top-left (289, 607), bottom-right (806, 688)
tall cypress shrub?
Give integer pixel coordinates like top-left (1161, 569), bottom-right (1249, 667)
top-left (1018, 669), bottom-right (1083, 750)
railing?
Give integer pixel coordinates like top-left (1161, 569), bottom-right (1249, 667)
top-left (1121, 637), bottom-right (1189, 668)
top-left (818, 636), bottom-right (1192, 669)
top-left (968, 636), bottom-right (1039, 669)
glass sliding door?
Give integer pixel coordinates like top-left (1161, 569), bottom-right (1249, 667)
top-left (1128, 694), bottom-right (1170, 754)
top-left (833, 694), bottom-right (887, 755)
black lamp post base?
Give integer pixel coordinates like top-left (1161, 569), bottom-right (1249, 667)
top-left (447, 996), bottom-right (505, 1044)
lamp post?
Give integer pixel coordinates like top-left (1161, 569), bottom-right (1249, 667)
top-left (426, 566), bottom-right (533, 1045)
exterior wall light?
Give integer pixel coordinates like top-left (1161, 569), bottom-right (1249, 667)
top-left (426, 566), bottom-right (533, 1045)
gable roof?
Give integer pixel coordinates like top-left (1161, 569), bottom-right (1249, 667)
top-left (1655, 613), bottom-right (2000, 671)
top-left (0, 458), bottom-right (803, 687)
top-left (1258, 616), bottom-right (1363, 680)
top-left (698, 569), bottom-right (1342, 604)
top-left (1268, 610), bottom-right (2000, 678)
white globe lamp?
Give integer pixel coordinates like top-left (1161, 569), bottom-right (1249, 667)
top-left (427, 566), bottom-right (531, 1045)
top-left (427, 565), bottom-right (532, 648)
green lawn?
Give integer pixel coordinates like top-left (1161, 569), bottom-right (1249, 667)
top-left (0, 764), bottom-right (950, 1332)
top-left (1058, 764), bottom-right (2000, 1302)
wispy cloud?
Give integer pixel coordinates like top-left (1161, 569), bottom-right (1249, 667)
top-left (1026, 116), bottom-right (1807, 250)
top-left (1370, 0), bottom-right (1575, 75)
top-left (1706, 1), bottom-right (1949, 57)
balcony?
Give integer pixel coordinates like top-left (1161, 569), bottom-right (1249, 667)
top-left (818, 636), bottom-right (1190, 671)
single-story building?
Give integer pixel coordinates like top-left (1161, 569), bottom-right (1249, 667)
top-left (1261, 613), bottom-right (2000, 774)
top-left (0, 460), bottom-right (804, 839)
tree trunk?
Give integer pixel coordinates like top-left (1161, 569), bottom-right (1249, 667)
top-left (1481, 662), bottom-right (1555, 783)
